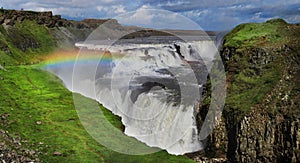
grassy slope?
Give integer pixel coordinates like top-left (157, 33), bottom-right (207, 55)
top-left (0, 20), bottom-right (194, 162)
top-left (0, 66), bottom-right (194, 162)
top-left (224, 19), bottom-right (288, 48)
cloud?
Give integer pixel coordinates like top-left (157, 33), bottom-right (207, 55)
top-left (1, 0), bottom-right (299, 30)
top-left (145, 0), bottom-right (260, 12)
top-left (118, 5), bottom-right (202, 30)
top-left (97, 5), bottom-right (126, 15)
top-left (99, 0), bottom-right (114, 4)
top-left (118, 5), bottom-right (154, 26)
top-left (180, 1), bottom-right (300, 30)
top-left (183, 9), bottom-right (210, 18)
top-left (112, 5), bottom-right (126, 14)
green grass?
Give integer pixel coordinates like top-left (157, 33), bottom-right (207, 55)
top-left (225, 53), bottom-right (283, 112)
top-left (0, 66), bottom-right (195, 162)
top-left (221, 18), bottom-right (298, 114)
top-left (224, 18), bottom-right (288, 48)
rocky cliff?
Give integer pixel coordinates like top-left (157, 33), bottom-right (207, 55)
top-left (0, 9), bottom-right (120, 29)
top-left (0, 9), bottom-right (130, 47)
top-left (0, 9), bottom-right (131, 65)
top-left (0, 10), bottom-right (70, 28)
top-left (195, 19), bottom-right (300, 162)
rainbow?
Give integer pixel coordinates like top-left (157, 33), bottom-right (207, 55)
top-left (36, 49), bottom-right (124, 69)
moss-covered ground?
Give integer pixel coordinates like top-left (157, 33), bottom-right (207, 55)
top-left (223, 19), bottom-right (300, 116)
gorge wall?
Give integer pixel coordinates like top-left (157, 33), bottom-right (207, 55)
top-left (195, 19), bottom-right (300, 162)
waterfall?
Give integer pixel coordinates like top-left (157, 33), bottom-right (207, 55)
top-left (45, 38), bottom-right (220, 155)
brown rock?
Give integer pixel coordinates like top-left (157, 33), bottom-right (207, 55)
top-left (38, 11), bottom-right (52, 17)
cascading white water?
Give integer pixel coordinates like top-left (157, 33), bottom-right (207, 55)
top-left (45, 39), bottom-right (219, 155)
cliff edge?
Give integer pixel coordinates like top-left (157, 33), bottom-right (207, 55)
top-left (195, 19), bottom-right (300, 162)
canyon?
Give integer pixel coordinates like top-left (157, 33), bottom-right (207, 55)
top-left (0, 9), bottom-right (299, 162)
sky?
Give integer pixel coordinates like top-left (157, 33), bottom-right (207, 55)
top-left (1, 0), bottom-right (300, 30)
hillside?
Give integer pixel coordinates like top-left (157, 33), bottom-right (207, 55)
top-left (0, 9), bottom-right (137, 66)
top-left (196, 19), bottom-right (300, 162)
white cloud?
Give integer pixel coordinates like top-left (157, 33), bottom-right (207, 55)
top-left (119, 5), bottom-right (154, 25)
top-left (227, 4), bottom-right (254, 10)
top-left (249, 12), bottom-right (264, 21)
top-left (285, 14), bottom-right (300, 22)
top-left (96, 6), bottom-right (104, 12)
top-left (99, 0), bottom-right (115, 4)
top-left (183, 9), bottom-right (209, 18)
top-left (1, 0), bottom-right (300, 30)
top-left (112, 5), bottom-right (126, 14)
top-left (97, 5), bottom-right (126, 15)
top-left (158, 1), bottom-right (186, 7)
top-left (117, 6), bottom-right (201, 30)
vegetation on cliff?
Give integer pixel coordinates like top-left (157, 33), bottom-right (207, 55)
top-left (197, 18), bottom-right (300, 162)
top-left (0, 20), bottom-right (56, 65)
top-left (222, 18), bottom-right (299, 116)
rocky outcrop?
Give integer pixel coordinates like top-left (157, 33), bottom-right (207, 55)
top-left (194, 19), bottom-right (300, 162)
top-left (221, 47), bottom-right (300, 163)
top-left (0, 9), bottom-right (121, 29)
top-left (0, 9), bottom-right (72, 28)
top-left (236, 111), bottom-right (300, 162)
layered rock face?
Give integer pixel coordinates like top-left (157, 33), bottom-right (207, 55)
top-left (0, 10), bottom-right (72, 28)
top-left (236, 111), bottom-right (299, 162)
top-left (195, 19), bottom-right (300, 162)
top-left (0, 9), bottom-right (118, 29)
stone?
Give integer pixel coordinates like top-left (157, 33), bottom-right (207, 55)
top-left (53, 151), bottom-right (62, 156)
